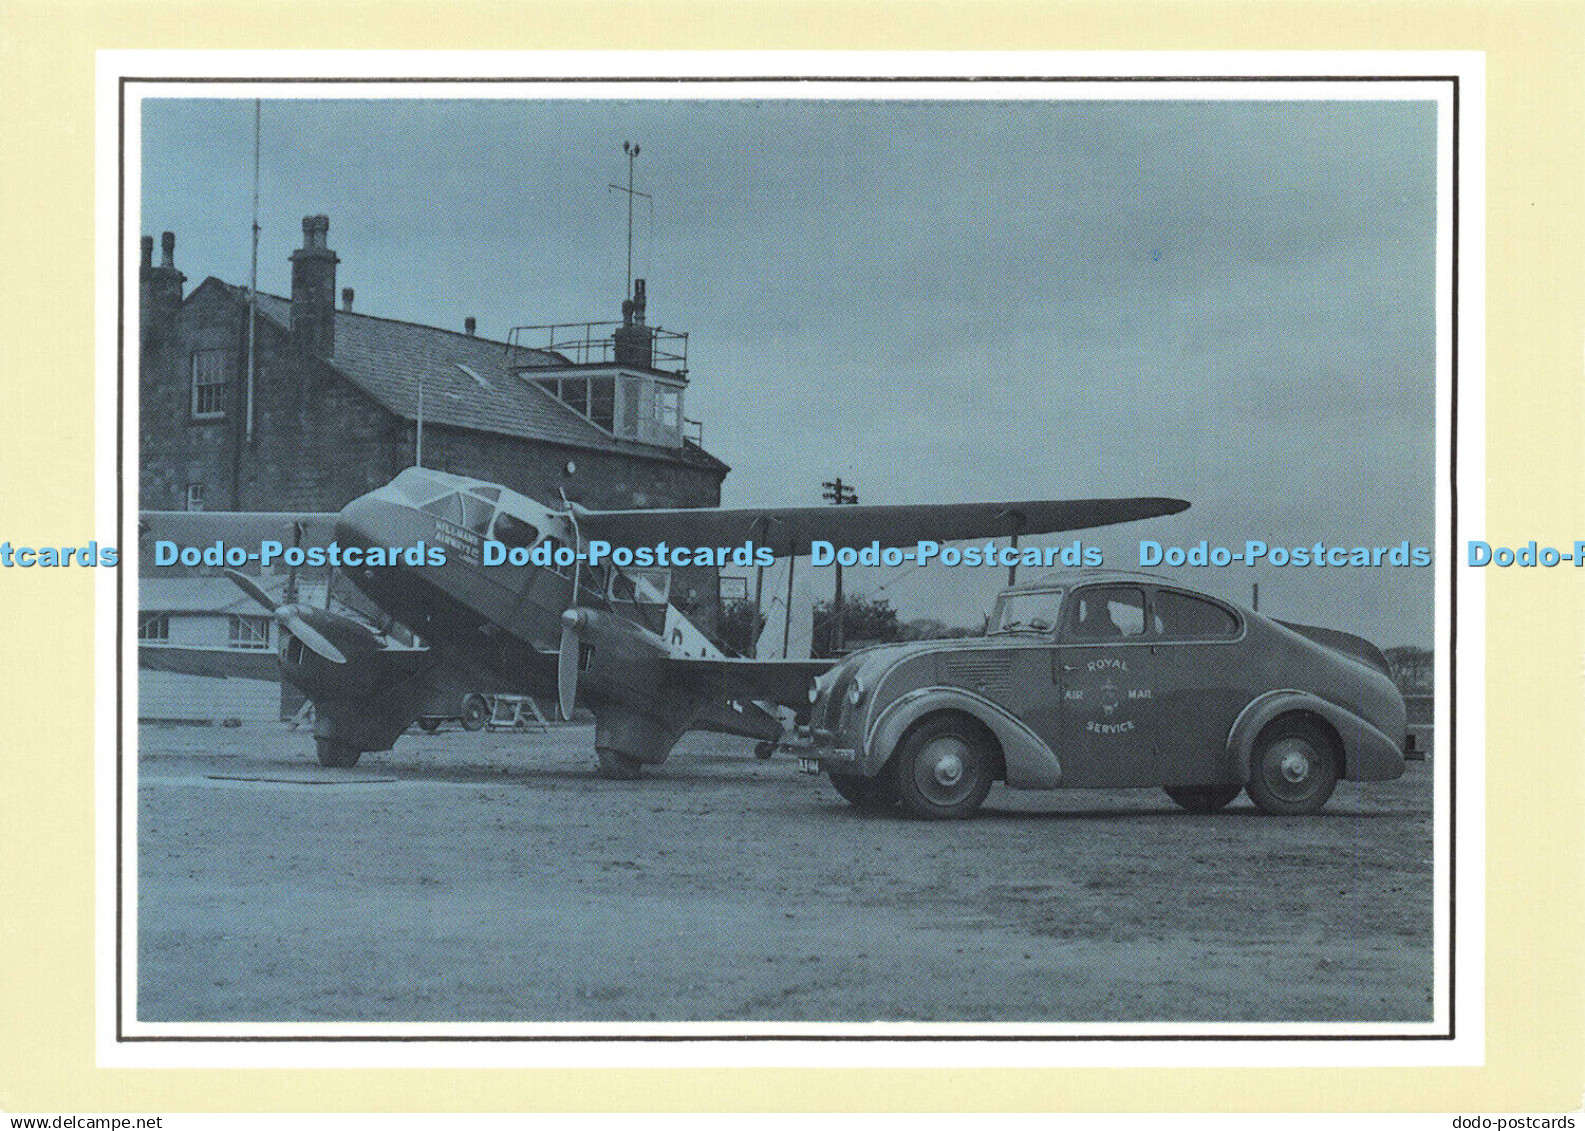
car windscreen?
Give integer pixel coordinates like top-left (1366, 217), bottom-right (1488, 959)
top-left (989, 589), bottom-right (1064, 634)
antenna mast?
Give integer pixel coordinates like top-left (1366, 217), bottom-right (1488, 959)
top-left (608, 141), bottom-right (650, 298)
top-left (245, 99), bottom-right (261, 443)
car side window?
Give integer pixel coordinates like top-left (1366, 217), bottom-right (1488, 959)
top-left (1152, 590), bottom-right (1240, 639)
top-left (1067, 587), bottom-right (1146, 640)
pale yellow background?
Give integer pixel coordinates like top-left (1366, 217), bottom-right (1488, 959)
top-left (0, 0), bottom-right (1580, 1113)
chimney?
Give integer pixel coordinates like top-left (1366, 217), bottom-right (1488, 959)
top-left (139, 230), bottom-right (185, 349)
top-left (613, 278), bottom-right (654, 369)
top-left (464, 317), bottom-right (476, 336)
top-left (289, 215), bottom-right (339, 358)
top-left (341, 287), bottom-right (354, 312)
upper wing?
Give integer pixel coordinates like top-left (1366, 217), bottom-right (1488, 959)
top-left (577, 496), bottom-right (1189, 556)
top-left (140, 511), bottom-right (340, 549)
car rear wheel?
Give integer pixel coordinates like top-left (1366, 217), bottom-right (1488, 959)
top-left (828, 770), bottom-right (900, 811)
top-left (1164, 784), bottom-right (1242, 813)
top-left (893, 715), bottom-right (994, 820)
top-left (1246, 718), bottom-right (1339, 815)
top-left (315, 737), bottom-right (361, 768)
top-left (460, 694), bottom-right (490, 731)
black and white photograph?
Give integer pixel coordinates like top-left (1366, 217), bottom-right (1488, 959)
top-left (121, 67), bottom-right (1455, 1044)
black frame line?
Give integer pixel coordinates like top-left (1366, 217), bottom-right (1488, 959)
top-left (114, 70), bottom-right (1461, 1047)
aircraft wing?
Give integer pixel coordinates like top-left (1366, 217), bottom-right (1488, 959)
top-left (576, 496), bottom-right (1189, 556)
top-left (140, 511), bottom-right (341, 549)
top-left (665, 655), bottom-right (833, 708)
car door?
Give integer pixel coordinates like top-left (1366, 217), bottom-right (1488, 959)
top-left (1144, 586), bottom-right (1247, 786)
top-left (1053, 585), bottom-right (1156, 787)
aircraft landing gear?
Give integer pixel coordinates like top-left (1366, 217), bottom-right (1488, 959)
top-left (595, 747), bottom-right (643, 780)
top-left (315, 737), bottom-right (362, 768)
top-left (753, 740), bottom-right (777, 760)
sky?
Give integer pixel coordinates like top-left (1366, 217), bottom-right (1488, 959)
top-left (141, 94), bottom-right (1441, 647)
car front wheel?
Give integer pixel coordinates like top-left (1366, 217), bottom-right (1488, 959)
top-left (1246, 718), bottom-right (1339, 815)
top-left (893, 715), bottom-right (995, 820)
top-left (1164, 784), bottom-right (1242, 813)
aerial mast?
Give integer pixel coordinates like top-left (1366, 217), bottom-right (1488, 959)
top-left (608, 141), bottom-right (650, 299)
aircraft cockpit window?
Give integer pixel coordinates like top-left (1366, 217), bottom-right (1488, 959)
top-left (420, 492), bottom-right (464, 524)
top-left (490, 511), bottom-right (539, 551)
top-left (460, 493), bottom-right (495, 537)
top-left (470, 486), bottom-right (500, 502)
top-left (609, 567), bottom-right (670, 606)
top-left (390, 467), bottom-right (452, 506)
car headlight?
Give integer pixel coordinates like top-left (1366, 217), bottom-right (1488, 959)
top-left (846, 679), bottom-right (866, 708)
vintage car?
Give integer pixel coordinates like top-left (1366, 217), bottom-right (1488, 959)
top-left (787, 570), bottom-right (1408, 819)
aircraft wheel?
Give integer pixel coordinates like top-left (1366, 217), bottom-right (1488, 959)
top-left (893, 715), bottom-right (994, 820)
top-left (315, 737), bottom-right (361, 768)
top-left (595, 747), bottom-right (643, 780)
top-left (460, 694), bottom-right (490, 731)
top-left (1246, 718), bottom-right (1339, 815)
top-left (828, 770), bottom-right (900, 811)
top-left (1164, 784), bottom-right (1242, 813)
top-left (753, 740), bottom-right (777, 760)
top-left (416, 718), bottom-right (442, 733)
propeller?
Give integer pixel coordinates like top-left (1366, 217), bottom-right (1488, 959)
top-left (224, 568), bottom-right (349, 665)
top-left (558, 607), bottom-right (584, 721)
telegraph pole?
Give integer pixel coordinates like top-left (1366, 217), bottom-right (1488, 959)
top-left (822, 477), bottom-right (859, 653)
top-left (608, 142), bottom-right (650, 300)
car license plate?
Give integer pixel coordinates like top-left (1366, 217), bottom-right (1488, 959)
top-left (797, 757), bottom-right (821, 775)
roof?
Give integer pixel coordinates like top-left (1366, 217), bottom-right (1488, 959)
top-left (204, 282), bottom-right (727, 474)
top-left (139, 576), bottom-right (278, 613)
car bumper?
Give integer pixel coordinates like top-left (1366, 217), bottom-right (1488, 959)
top-left (780, 728), bottom-right (861, 775)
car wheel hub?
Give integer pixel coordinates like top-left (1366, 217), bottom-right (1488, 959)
top-left (932, 751), bottom-right (965, 787)
top-left (916, 735), bottom-right (976, 804)
top-left (1280, 750), bottom-right (1311, 783)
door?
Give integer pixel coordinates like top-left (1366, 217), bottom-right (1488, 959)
top-left (1054, 585), bottom-right (1156, 787)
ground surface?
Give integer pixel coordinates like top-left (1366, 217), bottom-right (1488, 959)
top-left (136, 722), bottom-right (1435, 1024)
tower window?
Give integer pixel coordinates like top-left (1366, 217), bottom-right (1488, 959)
top-left (190, 349), bottom-right (229, 419)
top-left (185, 484), bottom-right (205, 512)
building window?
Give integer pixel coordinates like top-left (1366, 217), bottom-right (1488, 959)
top-left (138, 613), bottom-right (169, 642)
top-left (228, 614), bottom-right (271, 650)
top-left (532, 375), bottom-right (617, 433)
top-left (185, 484), bottom-right (205, 512)
top-left (656, 386), bottom-right (681, 430)
top-left (191, 350), bottom-right (229, 419)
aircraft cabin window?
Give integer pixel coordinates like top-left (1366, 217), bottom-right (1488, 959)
top-left (609, 567), bottom-right (670, 606)
top-left (490, 512), bottom-right (539, 551)
top-left (541, 536), bottom-right (571, 577)
top-left (1068, 587), bottom-right (1146, 640)
top-left (1152, 590), bottom-right (1239, 639)
top-left (460, 493), bottom-right (495, 537)
top-left (420, 492), bottom-right (465, 524)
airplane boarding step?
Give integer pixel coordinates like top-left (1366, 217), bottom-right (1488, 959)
top-left (486, 694), bottom-right (551, 732)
